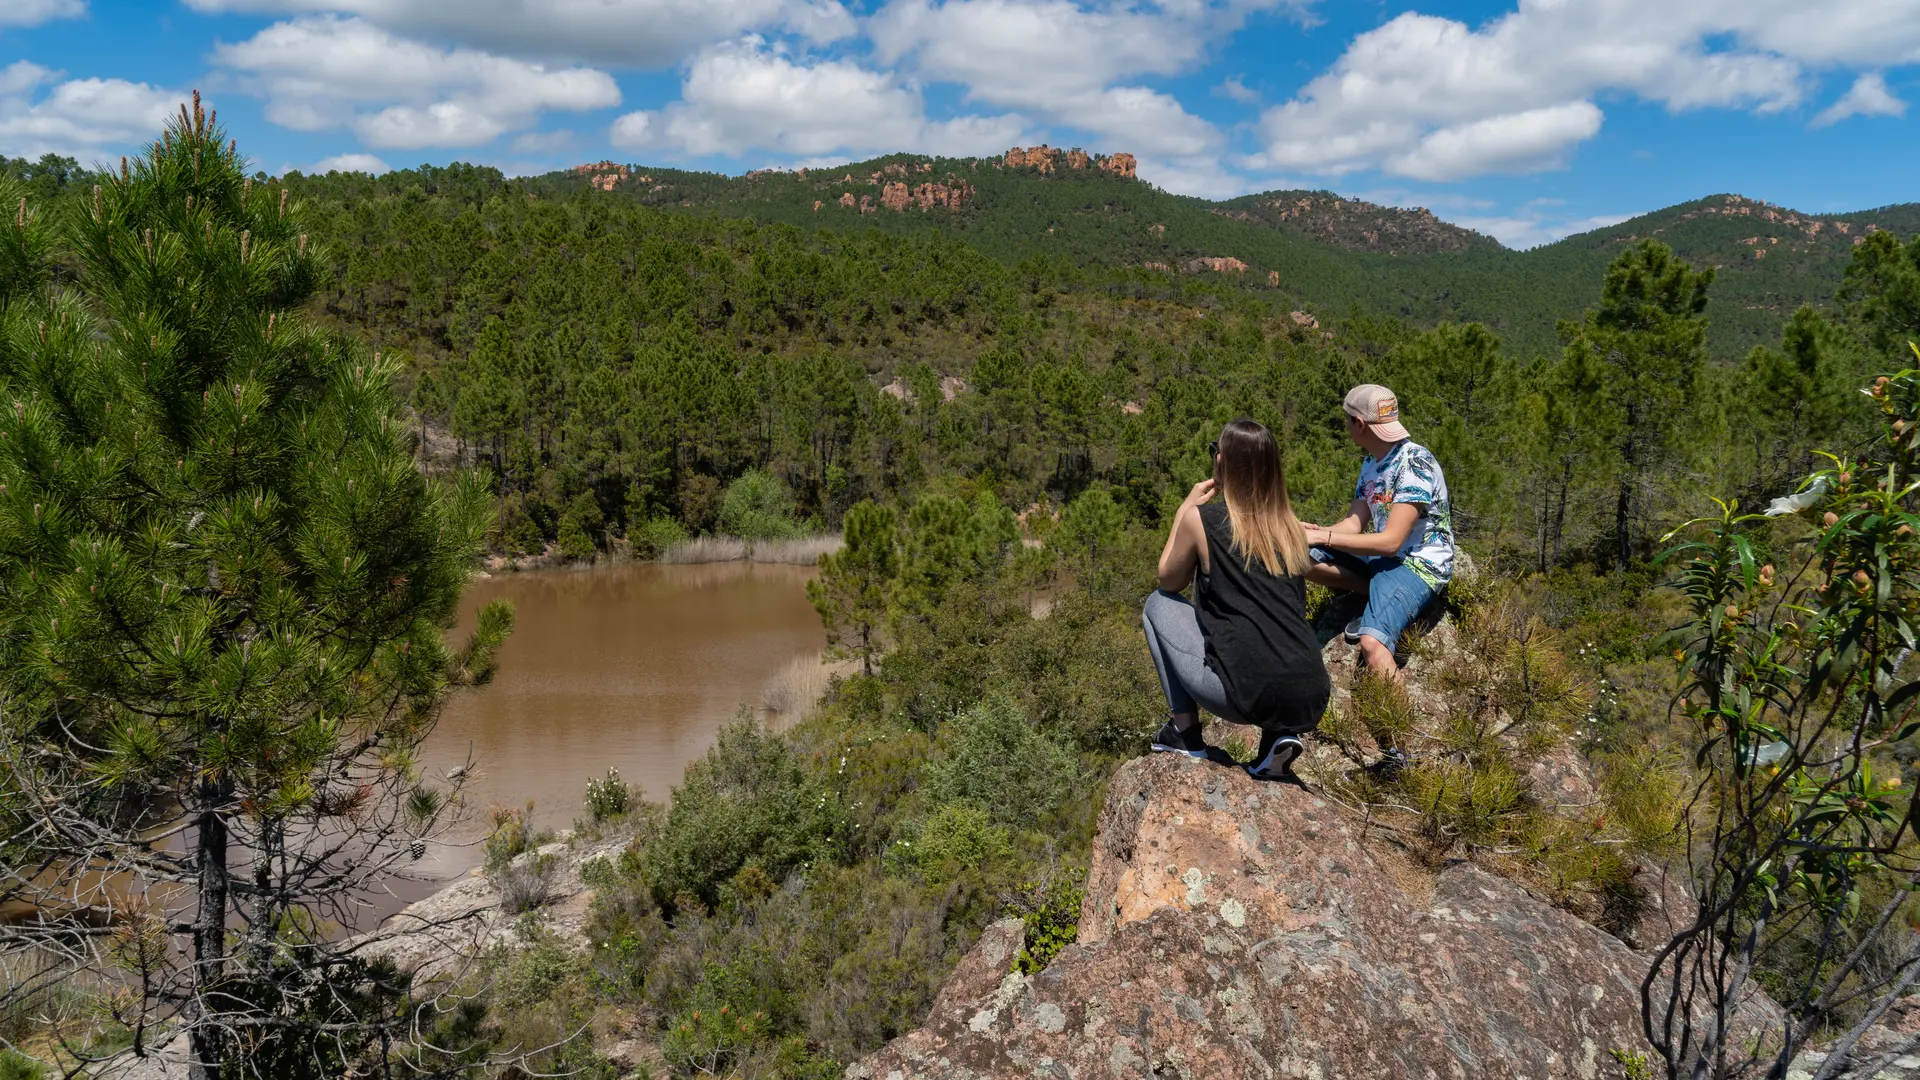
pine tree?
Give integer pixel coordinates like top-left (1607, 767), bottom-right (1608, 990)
top-left (1384, 321), bottom-right (1517, 541)
top-left (807, 500), bottom-right (898, 676)
top-left (1057, 486), bottom-right (1126, 600)
top-left (1743, 306), bottom-right (1851, 488)
top-left (1839, 230), bottom-right (1920, 363)
top-left (1557, 240), bottom-right (1714, 567)
top-left (0, 97), bottom-right (510, 1079)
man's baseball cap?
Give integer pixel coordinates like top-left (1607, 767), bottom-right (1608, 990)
top-left (1342, 384), bottom-right (1410, 442)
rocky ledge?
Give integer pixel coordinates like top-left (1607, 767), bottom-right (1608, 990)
top-left (852, 753), bottom-right (1705, 1080)
top-left (355, 831), bottom-right (630, 982)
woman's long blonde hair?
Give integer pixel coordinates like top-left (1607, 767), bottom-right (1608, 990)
top-left (1214, 418), bottom-right (1310, 577)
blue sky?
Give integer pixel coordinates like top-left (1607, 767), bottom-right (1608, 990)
top-left (2, 0), bottom-right (1915, 247)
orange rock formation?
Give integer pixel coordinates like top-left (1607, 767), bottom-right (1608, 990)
top-left (1001, 146), bottom-right (1136, 180)
top-left (1190, 256), bottom-right (1249, 274)
top-left (571, 161), bottom-right (635, 191)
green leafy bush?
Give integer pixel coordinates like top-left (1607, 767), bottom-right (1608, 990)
top-left (485, 802), bottom-right (534, 870)
top-left (922, 695), bottom-right (1078, 825)
top-left (720, 470), bottom-right (802, 541)
top-left (630, 513), bottom-right (690, 559)
top-left (557, 490), bottom-right (606, 559)
top-left (662, 994), bottom-right (772, 1078)
top-left (585, 768), bottom-right (632, 821)
top-left (640, 715), bottom-right (843, 913)
top-left (1012, 870), bottom-right (1087, 974)
top-left (884, 803), bottom-right (1013, 886)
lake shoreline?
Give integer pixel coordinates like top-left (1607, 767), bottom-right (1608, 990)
top-left (478, 532), bottom-right (842, 575)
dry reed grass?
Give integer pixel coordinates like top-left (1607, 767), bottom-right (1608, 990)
top-left (659, 534), bottom-right (841, 565)
top-left (762, 650), bottom-right (858, 725)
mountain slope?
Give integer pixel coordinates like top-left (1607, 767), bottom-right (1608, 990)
top-left (330, 150), bottom-right (1918, 361)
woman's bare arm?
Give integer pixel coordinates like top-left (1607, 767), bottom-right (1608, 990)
top-left (1156, 480), bottom-right (1214, 591)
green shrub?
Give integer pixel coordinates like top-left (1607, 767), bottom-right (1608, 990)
top-left (1347, 674), bottom-right (1418, 754)
top-left (720, 469), bottom-right (801, 541)
top-left (0, 1050), bottom-right (47, 1080)
top-left (885, 803), bottom-right (1013, 886)
top-left (585, 768), bottom-right (632, 822)
top-left (994, 593), bottom-right (1162, 754)
top-left (557, 490), bottom-right (605, 559)
top-left (640, 715), bottom-right (843, 914)
top-left (492, 934), bottom-right (585, 1009)
top-left (662, 994), bottom-right (772, 1078)
top-left (485, 801), bottom-right (534, 870)
top-left (923, 694), bottom-right (1078, 825)
top-left (629, 513), bottom-right (690, 559)
top-left (1012, 869), bottom-right (1087, 974)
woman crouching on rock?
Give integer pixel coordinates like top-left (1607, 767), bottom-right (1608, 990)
top-left (1144, 418), bottom-right (1331, 781)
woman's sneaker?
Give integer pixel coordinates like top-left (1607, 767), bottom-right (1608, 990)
top-left (1150, 720), bottom-right (1208, 759)
top-left (1245, 735), bottom-right (1305, 782)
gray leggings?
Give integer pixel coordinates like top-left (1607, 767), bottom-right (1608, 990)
top-left (1142, 590), bottom-right (1242, 722)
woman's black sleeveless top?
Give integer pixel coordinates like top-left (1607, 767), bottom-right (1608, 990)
top-left (1194, 502), bottom-right (1331, 733)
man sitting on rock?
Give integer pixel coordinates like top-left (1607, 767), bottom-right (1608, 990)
top-left (1301, 383), bottom-right (1455, 682)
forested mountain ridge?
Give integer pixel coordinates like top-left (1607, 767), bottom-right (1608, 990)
top-left (502, 152), bottom-right (1918, 360)
top-left (15, 146), bottom-right (1919, 362)
top-left (1518, 194), bottom-right (1920, 359)
top-left (1210, 189), bottom-right (1497, 254)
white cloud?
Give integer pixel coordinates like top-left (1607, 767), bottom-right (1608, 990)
top-left (1812, 72), bottom-right (1907, 127)
top-left (0, 62), bottom-right (189, 160)
top-left (1256, 0), bottom-right (1920, 181)
top-left (185, 0), bottom-right (856, 66)
top-left (509, 129), bottom-right (577, 155)
top-left (1134, 154), bottom-right (1300, 200)
top-left (870, 0), bottom-right (1300, 157)
top-left (1448, 210), bottom-right (1635, 250)
top-left (1386, 101), bottom-right (1604, 181)
top-left (0, 0), bottom-right (84, 29)
top-left (0, 61), bottom-right (53, 96)
top-left (1213, 75), bottom-right (1258, 105)
top-left (610, 36), bottom-right (1025, 159)
top-left (212, 15), bottom-right (620, 149)
top-left (311, 151), bottom-right (390, 174)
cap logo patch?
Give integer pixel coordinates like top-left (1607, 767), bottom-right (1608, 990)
top-left (1376, 399), bottom-right (1398, 422)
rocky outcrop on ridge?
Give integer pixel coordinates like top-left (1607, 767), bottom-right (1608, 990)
top-left (1214, 191), bottom-right (1496, 255)
top-left (570, 161), bottom-right (650, 192)
top-left (1000, 146), bottom-right (1137, 179)
top-left (850, 754), bottom-right (1674, 1079)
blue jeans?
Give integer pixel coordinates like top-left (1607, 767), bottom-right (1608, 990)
top-left (1310, 548), bottom-right (1438, 655)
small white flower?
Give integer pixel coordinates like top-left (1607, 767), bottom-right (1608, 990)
top-left (1765, 475), bottom-right (1831, 517)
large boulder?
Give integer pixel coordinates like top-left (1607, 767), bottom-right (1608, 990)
top-left (851, 754), bottom-right (1697, 1080)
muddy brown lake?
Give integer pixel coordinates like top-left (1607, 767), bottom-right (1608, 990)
top-left (407, 559), bottom-right (824, 882)
top-left (0, 560), bottom-right (825, 930)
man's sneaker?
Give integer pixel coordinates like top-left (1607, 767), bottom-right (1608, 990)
top-left (1343, 617), bottom-right (1364, 644)
top-left (1245, 735), bottom-right (1305, 782)
top-left (1363, 747), bottom-right (1409, 782)
top-left (1150, 719), bottom-right (1208, 759)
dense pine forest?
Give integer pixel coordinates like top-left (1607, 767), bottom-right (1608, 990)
top-left (259, 156), bottom-right (1912, 572)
